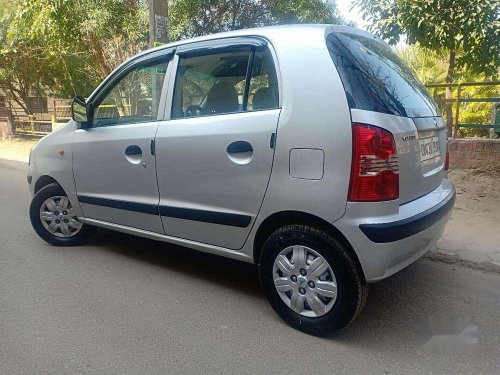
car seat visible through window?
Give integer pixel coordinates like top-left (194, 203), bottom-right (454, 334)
top-left (206, 82), bottom-right (239, 114)
top-left (252, 87), bottom-right (278, 110)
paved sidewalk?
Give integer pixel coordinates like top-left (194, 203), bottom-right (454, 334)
top-left (427, 169), bottom-right (500, 273)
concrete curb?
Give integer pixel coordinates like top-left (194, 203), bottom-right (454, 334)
top-left (425, 249), bottom-right (500, 274)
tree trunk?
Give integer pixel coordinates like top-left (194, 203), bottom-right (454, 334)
top-left (0, 114), bottom-right (13, 139)
top-left (445, 49), bottom-right (456, 137)
top-left (4, 81), bottom-right (33, 115)
top-left (88, 34), bottom-right (113, 79)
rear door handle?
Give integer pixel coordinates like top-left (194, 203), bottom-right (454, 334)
top-left (150, 139), bottom-right (155, 156)
top-left (227, 141), bottom-right (253, 154)
top-left (125, 145), bottom-right (142, 156)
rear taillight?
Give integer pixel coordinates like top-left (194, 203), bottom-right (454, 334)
top-left (348, 124), bottom-right (399, 202)
top-left (445, 142), bottom-right (450, 171)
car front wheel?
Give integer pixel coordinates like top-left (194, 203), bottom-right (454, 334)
top-left (29, 183), bottom-right (96, 246)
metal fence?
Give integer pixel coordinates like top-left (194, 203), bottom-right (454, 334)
top-left (53, 99), bottom-right (72, 122)
top-left (12, 118), bottom-right (53, 136)
top-left (6, 99), bottom-right (72, 136)
top-left (425, 81), bottom-right (500, 137)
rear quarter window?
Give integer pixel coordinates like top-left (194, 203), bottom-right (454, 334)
top-left (327, 32), bottom-right (438, 118)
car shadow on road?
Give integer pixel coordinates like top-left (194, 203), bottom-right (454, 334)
top-left (89, 228), bottom-right (442, 346)
top-left (89, 228), bottom-right (263, 298)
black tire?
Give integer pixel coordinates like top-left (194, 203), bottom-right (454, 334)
top-left (259, 225), bottom-right (368, 336)
top-left (29, 183), bottom-right (97, 246)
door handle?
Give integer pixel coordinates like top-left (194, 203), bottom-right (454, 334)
top-left (125, 145), bottom-right (142, 156)
top-left (150, 139), bottom-right (155, 156)
top-left (227, 141), bottom-right (253, 154)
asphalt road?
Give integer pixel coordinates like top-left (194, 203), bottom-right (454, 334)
top-left (1, 158), bottom-right (500, 374)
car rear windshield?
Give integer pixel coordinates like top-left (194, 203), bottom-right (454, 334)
top-left (327, 32), bottom-right (438, 118)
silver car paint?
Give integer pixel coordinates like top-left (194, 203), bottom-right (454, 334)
top-left (28, 24), bottom-right (454, 282)
top-left (72, 121), bottom-right (164, 233)
top-left (248, 26), bottom-right (352, 223)
top-left (28, 124), bottom-right (82, 217)
top-left (334, 179), bottom-right (454, 281)
top-left (155, 109), bottom-right (281, 250)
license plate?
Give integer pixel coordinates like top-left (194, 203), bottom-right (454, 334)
top-left (419, 136), bottom-right (441, 161)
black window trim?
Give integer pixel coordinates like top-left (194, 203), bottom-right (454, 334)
top-left (86, 48), bottom-right (176, 128)
top-left (242, 50), bottom-right (255, 112)
top-left (176, 36), bottom-right (267, 58)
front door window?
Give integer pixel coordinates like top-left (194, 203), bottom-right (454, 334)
top-left (93, 61), bottom-right (168, 127)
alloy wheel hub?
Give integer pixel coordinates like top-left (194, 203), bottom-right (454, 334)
top-left (272, 245), bottom-right (338, 317)
top-left (39, 196), bottom-right (83, 238)
top-left (298, 277), bottom-right (307, 288)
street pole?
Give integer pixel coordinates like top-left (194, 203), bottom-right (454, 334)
top-left (149, 0), bottom-right (169, 48)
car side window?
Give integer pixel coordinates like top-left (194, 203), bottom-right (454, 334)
top-left (93, 60), bottom-right (168, 127)
top-left (172, 49), bottom-right (251, 119)
top-left (247, 49), bottom-right (279, 111)
top-left (171, 46), bottom-right (279, 119)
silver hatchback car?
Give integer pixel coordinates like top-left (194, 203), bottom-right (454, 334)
top-left (28, 25), bottom-right (455, 335)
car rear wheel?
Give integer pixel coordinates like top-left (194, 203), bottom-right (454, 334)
top-left (29, 183), bottom-right (96, 246)
top-left (259, 225), bottom-right (368, 336)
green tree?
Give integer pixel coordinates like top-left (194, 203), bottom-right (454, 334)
top-left (169, 0), bottom-right (343, 40)
top-left (0, 0), bottom-right (14, 19)
top-left (0, 9), bottom-right (64, 114)
top-left (354, 0), bottom-right (499, 133)
top-left (13, 0), bottom-right (149, 82)
top-left (398, 45), bottom-right (498, 137)
top-left (1, 0), bottom-right (344, 114)
top-left (1, 0), bottom-right (149, 113)
top-left (396, 45), bottom-right (448, 84)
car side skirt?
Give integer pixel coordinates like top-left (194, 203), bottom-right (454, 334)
top-left (80, 217), bottom-right (254, 263)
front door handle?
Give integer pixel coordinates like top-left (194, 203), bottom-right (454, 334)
top-left (125, 145), bottom-right (142, 156)
top-left (125, 145), bottom-right (143, 165)
top-left (227, 141), bottom-right (253, 154)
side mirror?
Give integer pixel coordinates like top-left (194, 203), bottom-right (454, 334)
top-left (71, 96), bottom-right (89, 127)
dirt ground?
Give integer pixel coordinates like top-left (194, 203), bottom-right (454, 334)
top-left (0, 137), bottom-right (37, 163)
top-left (434, 167), bottom-right (500, 266)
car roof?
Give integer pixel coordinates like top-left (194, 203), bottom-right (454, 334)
top-left (136, 24), bottom-right (378, 59)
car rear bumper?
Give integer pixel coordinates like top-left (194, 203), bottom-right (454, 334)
top-left (334, 179), bottom-right (455, 282)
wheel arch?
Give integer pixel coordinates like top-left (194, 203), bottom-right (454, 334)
top-left (34, 175), bottom-right (61, 194)
top-left (253, 210), bottom-right (364, 276)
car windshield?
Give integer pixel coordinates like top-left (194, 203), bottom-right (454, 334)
top-left (327, 32), bottom-right (438, 118)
